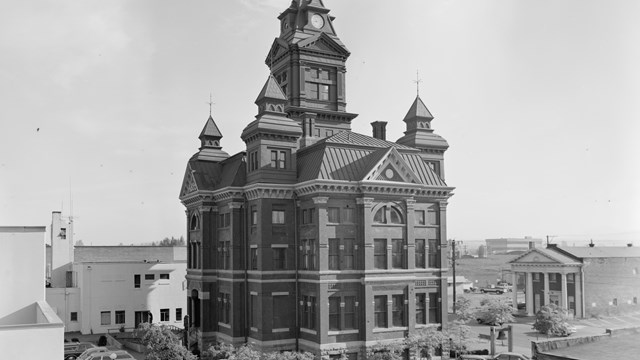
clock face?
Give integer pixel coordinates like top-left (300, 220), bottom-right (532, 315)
top-left (311, 14), bottom-right (324, 29)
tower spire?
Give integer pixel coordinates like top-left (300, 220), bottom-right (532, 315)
top-left (413, 70), bottom-right (422, 97)
top-left (206, 93), bottom-right (214, 117)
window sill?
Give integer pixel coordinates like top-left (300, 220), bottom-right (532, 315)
top-left (328, 329), bottom-right (359, 335)
top-left (300, 328), bottom-right (317, 335)
top-left (218, 322), bottom-right (231, 329)
top-left (373, 326), bottom-right (408, 333)
top-left (272, 328), bottom-right (289, 333)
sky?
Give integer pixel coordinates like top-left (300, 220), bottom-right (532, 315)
top-left (1, 0), bottom-right (638, 247)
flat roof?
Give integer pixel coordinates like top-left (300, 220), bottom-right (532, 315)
top-left (543, 334), bottom-right (640, 360)
top-left (0, 226), bottom-right (46, 232)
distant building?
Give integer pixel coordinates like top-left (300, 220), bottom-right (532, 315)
top-left (485, 237), bottom-right (543, 255)
top-left (509, 243), bottom-right (640, 318)
top-left (178, 1), bottom-right (454, 357)
top-left (0, 226), bottom-right (64, 359)
top-left (477, 244), bottom-right (487, 258)
top-left (45, 212), bottom-right (187, 334)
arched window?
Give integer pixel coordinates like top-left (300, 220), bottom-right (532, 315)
top-left (190, 213), bottom-right (199, 231)
top-left (373, 205), bottom-right (404, 224)
top-left (389, 207), bottom-right (403, 224)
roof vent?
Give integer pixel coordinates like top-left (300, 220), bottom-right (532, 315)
top-left (588, 239), bottom-right (595, 248)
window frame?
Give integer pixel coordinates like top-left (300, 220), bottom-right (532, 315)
top-left (160, 308), bottom-right (170, 322)
top-left (176, 308), bottom-right (182, 322)
top-left (374, 295), bottom-right (387, 328)
top-left (415, 239), bottom-right (426, 268)
top-left (374, 239), bottom-right (387, 269)
top-left (115, 310), bottom-right (125, 325)
top-left (134, 274), bottom-right (140, 288)
top-left (100, 311), bottom-right (111, 326)
top-left (272, 209), bottom-right (285, 224)
top-left (415, 293), bottom-right (427, 325)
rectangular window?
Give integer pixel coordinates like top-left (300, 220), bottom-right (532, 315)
top-left (533, 273), bottom-right (540, 281)
top-left (251, 207), bottom-right (257, 225)
top-left (415, 210), bottom-right (425, 225)
top-left (343, 207), bottom-right (355, 223)
top-left (320, 84), bottom-right (329, 100)
top-left (310, 296), bottom-right (316, 329)
top-left (176, 308), bottom-right (182, 321)
top-left (392, 239), bottom-right (405, 269)
top-left (416, 239), bottom-right (426, 268)
top-left (319, 69), bottom-right (329, 80)
top-left (392, 295), bottom-right (405, 327)
top-left (374, 239), bottom-right (387, 269)
top-left (134, 274), bottom-right (140, 288)
top-left (160, 308), bottom-right (170, 322)
top-left (416, 294), bottom-right (426, 324)
top-left (251, 295), bottom-right (259, 328)
top-left (308, 83), bottom-right (319, 99)
top-left (273, 295), bottom-right (288, 329)
top-left (115, 310), bottom-right (125, 324)
top-left (343, 238), bottom-right (355, 270)
top-left (302, 209), bottom-right (307, 224)
top-left (374, 296), bottom-right (387, 328)
top-left (427, 207), bottom-right (438, 225)
top-left (301, 295), bottom-right (317, 330)
top-left (221, 241), bottom-right (230, 270)
top-left (70, 312), bottom-right (78, 322)
top-left (273, 247), bottom-right (286, 270)
top-left (159, 273), bottom-right (169, 280)
top-left (271, 150), bottom-right (278, 168)
top-left (549, 273), bottom-right (557, 282)
top-left (145, 274), bottom-right (154, 280)
top-left (279, 150), bottom-right (286, 169)
top-left (567, 273), bottom-right (575, 283)
top-left (429, 293), bottom-right (438, 324)
top-left (428, 239), bottom-right (438, 268)
top-left (219, 293), bottom-right (231, 324)
top-left (100, 311), bottom-right (110, 326)
top-left (60, 228), bottom-right (66, 239)
top-left (272, 209), bottom-right (285, 224)
top-left (329, 297), bottom-right (340, 331)
top-left (329, 238), bottom-right (340, 270)
top-left (314, 128), bottom-right (321, 137)
top-left (328, 207), bottom-right (340, 223)
top-left (344, 296), bottom-right (356, 329)
top-left (250, 248), bottom-right (258, 270)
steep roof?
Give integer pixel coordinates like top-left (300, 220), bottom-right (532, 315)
top-left (255, 75), bottom-right (287, 103)
top-left (404, 96), bottom-right (433, 121)
top-left (199, 115), bottom-right (222, 138)
top-left (297, 131), bottom-right (447, 186)
top-left (181, 152), bottom-right (246, 197)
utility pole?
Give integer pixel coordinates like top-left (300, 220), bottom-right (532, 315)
top-left (452, 239), bottom-right (456, 314)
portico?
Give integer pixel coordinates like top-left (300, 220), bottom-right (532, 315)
top-left (509, 248), bottom-right (583, 318)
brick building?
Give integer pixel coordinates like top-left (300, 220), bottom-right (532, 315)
top-left (509, 244), bottom-right (640, 318)
top-left (178, 1), bottom-right (454, 357)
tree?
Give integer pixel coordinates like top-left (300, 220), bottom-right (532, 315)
top-left (135, 323), bottom-right (197, 360)
top-left (206, 343), bottom-right (315, 360)
top-left (366, 342), bottom-right (406, 360)
top-left (532, 304), bottom-right (572, 336)
top-left (478, 298), bottom-right (515, 326)
top-left (453, 296), bottom-right (475, 324)
top-left (406, 325), bottom-right (445, 359)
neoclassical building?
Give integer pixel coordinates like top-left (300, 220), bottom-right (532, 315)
top-left (510, 244), bottom-right (640, 318)
top-left (179, 1), bottom-right (454, 357)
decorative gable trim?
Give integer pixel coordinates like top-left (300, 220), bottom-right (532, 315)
top-left (180, 166), bottom-right (198, 198)
top-left (298, 33), bottom-right (349, 57)
top-left (509, 248), bottom-right (569, 265)
top-left (362, 147), bottom-right (422, 184)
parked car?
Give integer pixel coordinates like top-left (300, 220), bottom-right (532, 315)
top-left (64, 342), bottom-right (97, 360)
top-left (480, 286), bottom-right (504, 295)
top-left (82, 350), bottom-right (135, 360)
top-left (77, 347), bottom-right (109, 360)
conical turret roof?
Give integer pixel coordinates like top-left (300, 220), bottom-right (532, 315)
top-left (403, 96), bottom-right (433, 122)
top-left (255, 75), bottom-right (287, 103)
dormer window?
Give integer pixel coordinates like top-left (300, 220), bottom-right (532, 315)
top-left (270, 150), bottom-right (287, 169)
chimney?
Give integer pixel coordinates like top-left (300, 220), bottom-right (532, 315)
top-left (529, 241), bottom-right (535, 250)
top-left (371, 121), bottom-right (387, 141)
top-left (588, 239), bottom-right (595, 248)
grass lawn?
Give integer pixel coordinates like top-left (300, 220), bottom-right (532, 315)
top-left (455, 254), bottom-right (519, 288)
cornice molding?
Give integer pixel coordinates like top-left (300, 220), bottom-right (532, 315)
top-left (245, 183), bottom-right (295, 201)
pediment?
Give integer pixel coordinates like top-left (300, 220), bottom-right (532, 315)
top-left (179, 165), bottom-right (198, 198)
top-left (266, 38), bottom-right (289, 65)
top-left (298, 33), bottom-right (350, 56)
top-left (510, 249), bottom-right (564, 264)
top-left (363, 148), bottom-right (422, 184)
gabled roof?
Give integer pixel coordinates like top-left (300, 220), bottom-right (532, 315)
top-left (404, 96), bottom-right (433, 122)
top-left (297, 32), bottom-right (350, 56)
top-left (509, 247), bottom-right (582, 265)
top-left (179, 152), bottom-right (246, 198)
top-left (199, 115), bottom-right (222, 138)
top-left (297, 131), bottom-right (447, 186)
top-left (255, 75), bottom-right (287, 103)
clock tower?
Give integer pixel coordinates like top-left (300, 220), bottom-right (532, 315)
top-left (267, 0), bottom-right (358, 147)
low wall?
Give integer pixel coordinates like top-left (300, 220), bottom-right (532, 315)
top-left (532, 326), bottom-right (640, 360)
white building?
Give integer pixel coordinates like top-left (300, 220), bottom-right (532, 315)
top-left (0, 226), bottom-right (64, 359)
top-left (46, 211), bottom-right (187, 334)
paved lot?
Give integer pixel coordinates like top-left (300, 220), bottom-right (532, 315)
top-left (64, 332), bottom-right (145, 360)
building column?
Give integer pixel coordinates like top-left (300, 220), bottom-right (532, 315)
top-left (575, 271), bottom-right (583, 318)
top-left (526, 272), bottom-right (534, 316)
top-left (543, 272), bottom-right (550, 307)
top-left (511, 272), bottom-right (518, 310)
top-left (560, 273), bottom-right (568, 309)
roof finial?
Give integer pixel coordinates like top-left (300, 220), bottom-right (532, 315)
top-left (413, 69), bottom-right (422, 97)
top-left (206, 93), bottom-right (215, 116)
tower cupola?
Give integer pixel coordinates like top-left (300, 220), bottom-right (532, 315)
top-left (196, 115), bottom-right (229, 162)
